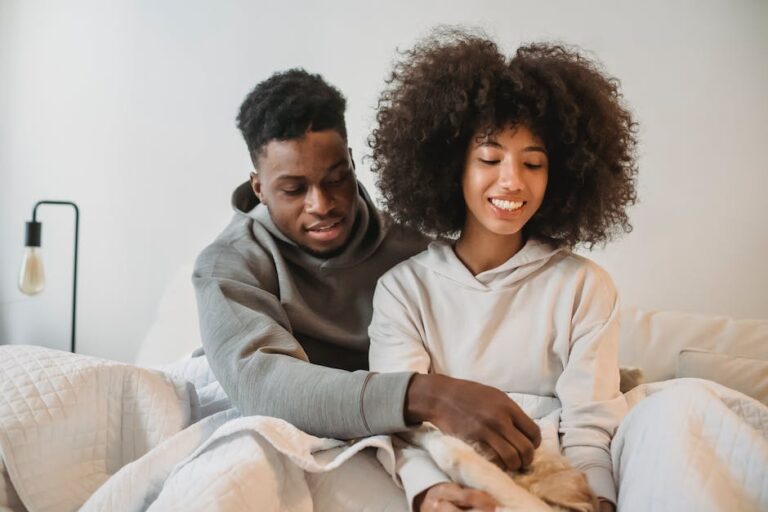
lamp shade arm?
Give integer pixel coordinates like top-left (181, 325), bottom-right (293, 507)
top-left (27, 200), bottom-right (80, 353)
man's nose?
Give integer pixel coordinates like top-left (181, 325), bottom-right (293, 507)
top-left (305, 186), bottom-right (335, 215)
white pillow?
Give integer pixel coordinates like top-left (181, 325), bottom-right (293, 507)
top-left (618, 306), bottom-right (768, 383)
top-left (134, 264), bottom-right (201, 367)
top-left (677, 349), bottom-right (768, 405)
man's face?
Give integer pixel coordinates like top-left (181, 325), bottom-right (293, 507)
top-left (251, 129), bottom-right (358, 257)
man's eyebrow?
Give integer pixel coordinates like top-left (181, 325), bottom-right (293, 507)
top-left (274, 174), bottom-right (305, 182)
top-left (326, 158), bottom-right (350, 172)
top-left (273, 158), bottom-right (350, 182)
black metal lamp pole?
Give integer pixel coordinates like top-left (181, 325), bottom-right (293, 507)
top-left (21, 201), bottom-right (80, 353)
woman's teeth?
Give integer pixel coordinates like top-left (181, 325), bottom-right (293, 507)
top-left (490, 198), bottom-right (524, 211)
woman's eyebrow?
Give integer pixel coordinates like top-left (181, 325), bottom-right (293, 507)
top-left (475, 139), bottom-right (502, 148)
top-left (522, 146), bottom-right (547, 154)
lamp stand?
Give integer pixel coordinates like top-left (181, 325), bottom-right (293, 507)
top-left (29, 201), bottom-right (80, 353)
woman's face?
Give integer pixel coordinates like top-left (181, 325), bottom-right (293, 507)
top-left (461, 125), bottom-right (549, 240)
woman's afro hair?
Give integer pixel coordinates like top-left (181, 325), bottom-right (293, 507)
top-left (369, 28), bottom-right (639, 248)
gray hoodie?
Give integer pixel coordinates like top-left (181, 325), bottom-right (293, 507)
top-left (193, 181), bottom-right (430, 439)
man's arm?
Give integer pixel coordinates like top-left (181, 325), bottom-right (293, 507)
top-left (193, 242), bottom-right (412, 439)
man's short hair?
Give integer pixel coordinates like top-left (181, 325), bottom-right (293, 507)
top-left (237, 68), bottom-right (348, 165)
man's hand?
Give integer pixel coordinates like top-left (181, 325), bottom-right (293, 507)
top-left (415, 482), bottom-right (498, 512)
top-left (405, 374), bottom-right (541, 472)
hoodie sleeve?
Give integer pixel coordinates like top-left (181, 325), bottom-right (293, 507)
top-left (556, 264), bottom-right (628, 505)
top-left (369, 273), bottom-right (451, 510)
top-left (193, 241), bottom-right (413, 439)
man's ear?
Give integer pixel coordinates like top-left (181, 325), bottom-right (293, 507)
top-left (250, 172), bottom-right (264, 203)
top-left (348, 147), bottom-right (356, 171)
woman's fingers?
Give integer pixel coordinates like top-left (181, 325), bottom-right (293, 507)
top-left (425, 482), bottom-right (499, 511)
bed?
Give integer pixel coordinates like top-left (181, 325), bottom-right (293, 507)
top-left (1, 264), bottom-right (766, 511)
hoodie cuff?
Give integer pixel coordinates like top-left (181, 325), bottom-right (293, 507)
top-left (361, 371), bottom-right (413, 434)
top-left (584, 465), bottom-right (616, 505)
top-left (563, 445), bottom-right (616, 504)
top-left (398, 448), bottom-right (451, 511)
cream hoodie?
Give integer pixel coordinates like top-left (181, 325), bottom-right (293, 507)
top-left (369, 238), bottom-right (627, 506)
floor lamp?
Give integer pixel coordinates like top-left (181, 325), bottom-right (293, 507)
top-left (18, 200), bottom-right (80, 353)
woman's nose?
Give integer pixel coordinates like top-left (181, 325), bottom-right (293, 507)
top-left (497, 161), bottom-right (524, 191)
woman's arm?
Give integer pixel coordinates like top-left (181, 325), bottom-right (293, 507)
top-left (556, 265), bottom-right (628, 506)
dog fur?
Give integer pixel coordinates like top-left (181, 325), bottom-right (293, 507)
top-left (403, 424), bottom-right (599, 511)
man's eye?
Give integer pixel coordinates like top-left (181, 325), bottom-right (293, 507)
top-left (282, 188), bottom-right (304, 196)
top-left (325, 171), bottom-right (352, 186)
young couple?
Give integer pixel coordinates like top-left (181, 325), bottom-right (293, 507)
top-left (193, 29), bottom-right (636, 512)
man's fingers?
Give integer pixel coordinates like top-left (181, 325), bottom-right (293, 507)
top-left (510, 406), bottom-right (541, 448)
top-left (499, 425), bottom-right (536, 468)
top-left (484, 430), bottom-right (522, 471)
top-left (473, 441), bottom-right (504, 469)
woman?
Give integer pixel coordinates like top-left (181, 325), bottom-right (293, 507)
top-left (368, 29), bottom-right (638, 512)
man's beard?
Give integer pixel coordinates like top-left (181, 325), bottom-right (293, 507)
top-left (298, 238), bottom-right (351, 259)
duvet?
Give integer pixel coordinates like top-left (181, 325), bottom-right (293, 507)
top-left (0, 345), bottom-right (766, 512)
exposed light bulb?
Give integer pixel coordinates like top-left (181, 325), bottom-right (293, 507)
top-left (18, 247), bottom-right (45, 295)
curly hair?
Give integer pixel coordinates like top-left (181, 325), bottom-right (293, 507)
top-left (237, 68), bottom-right (347, 165)
top-left (369, 29), bottom-right (639, 248)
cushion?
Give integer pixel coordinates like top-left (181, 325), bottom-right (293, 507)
top-left (676, 349), bottom-right (768, 405)
top-left (618, 306), bottom-right (768, 383)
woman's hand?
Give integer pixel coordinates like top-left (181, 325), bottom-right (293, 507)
top-left (415, 482), bottom-right (499, 511)
top-left (598, 498), bottom-right (616, 512)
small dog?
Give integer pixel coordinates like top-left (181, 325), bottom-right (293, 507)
top-left (401, 369), bottom-right (643, 511)
top-left (403, 424), bottom-right (599, 512)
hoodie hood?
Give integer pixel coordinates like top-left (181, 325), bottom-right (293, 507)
top-left (229, 180), bottom-right (388, 269)
top-left (415, 238), bottom-right (567, 291)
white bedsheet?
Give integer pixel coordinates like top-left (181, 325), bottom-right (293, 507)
top-left (1, 345), bottom-right (766, 512)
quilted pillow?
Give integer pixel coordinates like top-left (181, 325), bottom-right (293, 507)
top-left (676, 349), bottom-right (768, 405)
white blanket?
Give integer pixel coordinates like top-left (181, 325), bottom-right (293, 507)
top-left (614, 379), bottom-right (768, 511)
top-left (0, 346), bottom-right (407, 512)
top-left (1, 346), bottom-right (766, 512)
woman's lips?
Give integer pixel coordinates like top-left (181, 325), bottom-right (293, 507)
top-left (488, 197), bottom-right (525, 218)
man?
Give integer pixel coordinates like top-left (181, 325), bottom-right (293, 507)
top-left (192, 69), bottom-right (541, 510)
